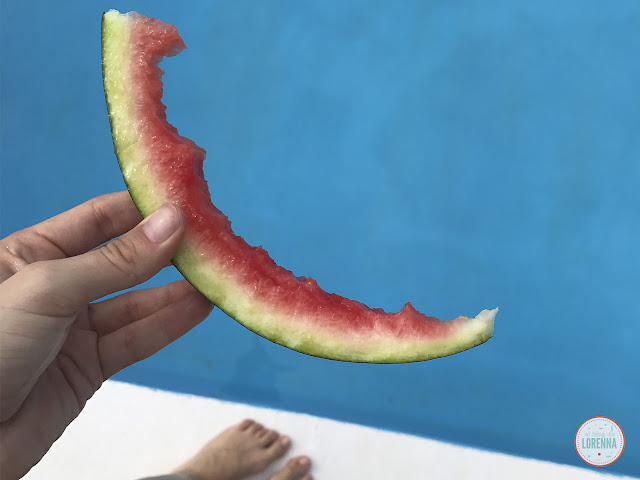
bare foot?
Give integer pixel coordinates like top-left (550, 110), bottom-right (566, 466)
top-left (172, 419), bottom-right (311, 480)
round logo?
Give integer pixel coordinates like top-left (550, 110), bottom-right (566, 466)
top-left (575, 417), bottom-right (624, 466)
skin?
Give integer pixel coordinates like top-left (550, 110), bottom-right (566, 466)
top-left (0, 191), bottom-right (312, 480)
top-left (173, 419), bottom-right (312, 480)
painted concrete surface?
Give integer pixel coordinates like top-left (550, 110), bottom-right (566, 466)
top-left (24, 381), bottom-right (635, 480)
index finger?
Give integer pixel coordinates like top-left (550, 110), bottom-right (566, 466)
top-left (31, 191), bottom-right (142, 257)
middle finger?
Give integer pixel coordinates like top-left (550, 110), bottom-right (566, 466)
top-left (88, 279), bottom-right (203, 336)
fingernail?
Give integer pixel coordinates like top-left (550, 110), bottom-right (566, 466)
top-left (280, 435), bottom-right (290, 447)
top-left (142, 204), bottom-right (181, 243)
top-left (298, 456), bottom-right (310, 467)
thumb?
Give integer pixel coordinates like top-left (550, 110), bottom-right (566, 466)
top-left (56, 203), bottom-right (186, 304)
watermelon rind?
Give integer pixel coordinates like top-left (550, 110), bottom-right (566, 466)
top-left (101, 9), bottom-right (497, 363)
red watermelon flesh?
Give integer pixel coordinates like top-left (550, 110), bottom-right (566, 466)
top-left (101, 10), bottom-right (496, 363)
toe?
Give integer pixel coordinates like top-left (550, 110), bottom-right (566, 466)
top-left (266, 435), bottom-right (291, 459)
top-left (269, 456), bottom-right (311, 480)
top-left (301, 475), bottom-right (313, 480)
top-left (239, 418), bottom-right (254, 431)
top-left (250, 422), bottom-right (265, 435)
top-left (260, 429), bottom-right (280, 448)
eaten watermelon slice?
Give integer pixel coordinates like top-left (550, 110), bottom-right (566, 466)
top-left (101, 10), bottom-right (496, 363)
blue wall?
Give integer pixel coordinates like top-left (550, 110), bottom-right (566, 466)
top-left (2, 1), bottom-right (638, 475)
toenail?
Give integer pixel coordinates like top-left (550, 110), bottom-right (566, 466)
top-left (298, 457), bottom-right (310, 467)
top-left (280, 435), bottom-right (290, 447)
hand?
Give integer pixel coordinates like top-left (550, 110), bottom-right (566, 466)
top-left (0, 191), bottom-right (214, 478)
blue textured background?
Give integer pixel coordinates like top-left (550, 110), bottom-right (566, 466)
top-left (1, 1), bottom-right (638, 475)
